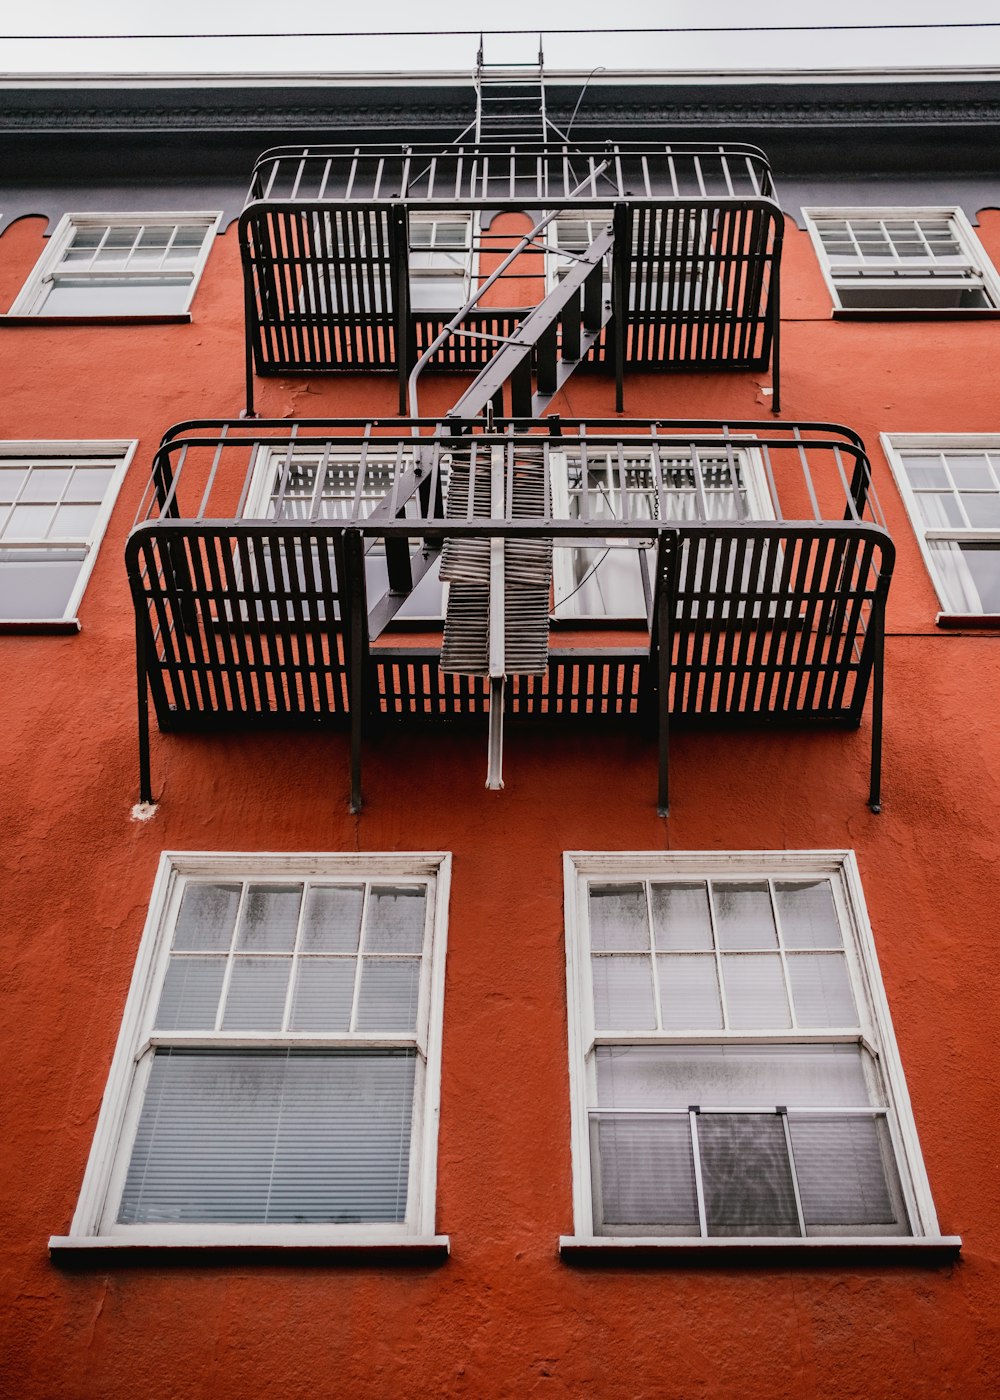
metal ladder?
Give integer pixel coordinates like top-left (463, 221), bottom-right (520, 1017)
top-left (474, 35), bottom-right (551, 142)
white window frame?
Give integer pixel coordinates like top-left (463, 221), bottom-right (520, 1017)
top-left (0, 439), bottom-right (136, 627)
top-left (803, 206), bottom-right (1000, 315)
top-left (408, 210), bottom-right (476, 311)
top-left (52, 851), bottom-right (451, 1253)
top-left (243, 443), bottom-right (449, 620)
top-left (549, 444), bottom-right (776, 621)
top-left (10, 212), bottom-right (221, 317)
top-left (883, 433), bottom-right (1000, 620)
top-left (562, 850), bottom-right (952, 1252)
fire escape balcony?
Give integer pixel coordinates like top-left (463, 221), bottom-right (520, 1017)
top-left (238, 142), bottom-right (784, 414)
top-left (126, 418), bottom-right (893, 814)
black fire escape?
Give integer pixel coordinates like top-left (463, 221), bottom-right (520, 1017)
top-left (126, 136), bottom-right (894, 814)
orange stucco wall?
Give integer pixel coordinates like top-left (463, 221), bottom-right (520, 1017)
top-left (1, 211), bottom-right (999, 1399)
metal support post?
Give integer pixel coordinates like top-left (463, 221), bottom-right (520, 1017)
top-left (345, 530), bottom-right (367, 814)
top-left (611, 204), bottom-right (628, 413)
top-left (868, 591), bottom-right (885, 814)
top-left (135, 609), bottom-right (153, 806)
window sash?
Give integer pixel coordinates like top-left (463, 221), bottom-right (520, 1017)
top-left (69, 855), bottom-right (448, 1243)
top-left (564, 852), bottom-right (940, 1243)
top-left (11, 213), bottom-right (219, 316)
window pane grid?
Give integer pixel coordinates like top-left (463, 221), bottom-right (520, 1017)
top-left (901, 450), bottom-right (1000, 533)
top-left (0, 459), bottom-right (116, 544)
top-left (57, 222), bottom-right (205, 278)
top-left (589, 876), bottom-right (855, 1037)
top-left (816, 215), bottom-right (977, 276)
top-left (159, 878), bottom-right (428, 1038)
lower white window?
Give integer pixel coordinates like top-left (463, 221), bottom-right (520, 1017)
top-left (0, 441), bottom-right (135, 624)
top-left (883, 433), bottom-right (1000, 618)
top-left (564, 851), bottom-right (943, 1245)
top-left (58, 852), bottom-right (450, 1248)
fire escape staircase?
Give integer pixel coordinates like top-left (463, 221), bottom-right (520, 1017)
top-left (126, 127), bottom-right (894, 820)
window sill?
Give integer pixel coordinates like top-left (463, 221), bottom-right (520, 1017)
top-left (559, 1235), bottom-right (962, 1266)
top-left (936, 612), bottom-right (1000, 630)
top-left (0, 314), bottom-right (192, 326)
top-left (49, 1233), bottom-right (451, 1266)
top-left (831, 308), bottom-right (1000, 322)
top-left (0, 618), bottom-right (80, 635)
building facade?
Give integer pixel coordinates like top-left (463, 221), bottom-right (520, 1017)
top-left (1, 63), bottom-right (998, 1398)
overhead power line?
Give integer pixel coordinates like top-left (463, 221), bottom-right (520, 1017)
top-left (3, 22), bottom-right (1000, 41)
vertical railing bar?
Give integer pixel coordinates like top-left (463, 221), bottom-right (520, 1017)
top-left (779, 1107), bottom-right (808, 1237)
top-left (689, 1108), bottom-right (708, 1238)
top-left (309, 441), bottom-right (333, 524)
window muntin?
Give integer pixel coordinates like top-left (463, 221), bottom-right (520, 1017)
top-left (67, 854), bottom-right (449, 1243)
top-left (12, 214), bottom-right (219, 316)
top-left (883, 435), bottom-right (1000, 617)
top-left (550, 446), bottom-right (775, 619)
top-left (565, 853), bottom-right (941, 1243)
top-left (0, 443), bottom-right (134, 622)
top-left (804, 208), bottom-right (1000, 312)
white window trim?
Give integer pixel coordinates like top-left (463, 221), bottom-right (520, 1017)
top-left (561, 850), bottom-right (955, 1254)
top-left (0, 439), bottom-right (137, 626)
top-left (802, 206), bottom-right (1000, 314)
top-left (10, 212), bottom-right (221, 317)
top-left (882, 432), bottom-right (1000, 620)
top-left (51, 850), bottom-right (451, 1253)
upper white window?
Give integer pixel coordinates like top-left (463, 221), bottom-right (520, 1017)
top-left (0, 441), bottom-right (135, 625)
top-left (550, 445), bottom-right (775, 620)
top-left (11, 213), bottom-right (220, 316)
top-left (55, 852), bottom-right (450, 1250)
top-left (550, 209), bottom-right (717, 311)
top-left (408, 212), bottom-right (474, 310)
top-left (882, 433), bottom-right (1000, 618)
top-left (563, 851), bottom-right (944, 1247)
top-left (804, 207), bottom-right (1000, 313)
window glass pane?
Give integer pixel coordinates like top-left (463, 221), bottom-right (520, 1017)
top-left (356, 958), bottom-right (421, 1032)
top-left (19, 467), bottom-right (70, 502)
top-left (119, 1048), bottom-right (415, 1224)
top-left (236, 884), bottom-right (302, 952)
top-left (593, 1115), bottom-right (699, 1234)
top-left (713, 882), bottom-right (777, 950)
top-left (962, 494), bottom-right (1000, 528)
top-left (774, 880), bottom-right (842, 949)
top-left (721, 954), bottom-right (790, 1029)
top-left (595, 1044), bottom-right (874, 1111)
top-left (901, 457), bottom-right (948, 489)
top-left (38, 279), bottom-right (193, 315)
top-left (155, 956), bottom-right (227, 1030)
top-left (5, 503), bottom-right (55, 538)
top-left (51, 502), bottom-right (101, 537)
top-left (288, 958), bottom-right (356, 1032)
top-left (173, 883), bottom-right (241, 952)
top-left (947, 458), bottom-right (993, 490)
top-left (930, 540), bottom-right (1000, 613)
top-left (366, 886), bottom-right (426, 953)
top-left (300, 885), bottom-right (364, 953)
top-left (592, 955), bottom-right (655, 1031)
top-left (589, 884), bottom-right (648, 951)
top-left (651, 882), bottom-right (713, 950)
top-left (63, 467), bottom-right (114, 502)
top-left (699, 1113), bottom-right (800, 1237)
top-left (0, 467), bottom-right (26, 503)
top-left (0, 555), bottom-right (82, 618)
top-left (221, 957), bottom-right (292, 1030)
top-left (788, 952), bottom-right (858, 1027)
top-left (790, 1114), bottom-right (904, 1231)
top-left (657, 954), bottom-right (723, 1031)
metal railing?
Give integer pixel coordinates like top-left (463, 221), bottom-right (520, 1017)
top-left (245, 141), bottom-right (778, 209)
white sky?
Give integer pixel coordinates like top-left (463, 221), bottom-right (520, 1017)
top-left (3, 0), bottom-right (1000, 75)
